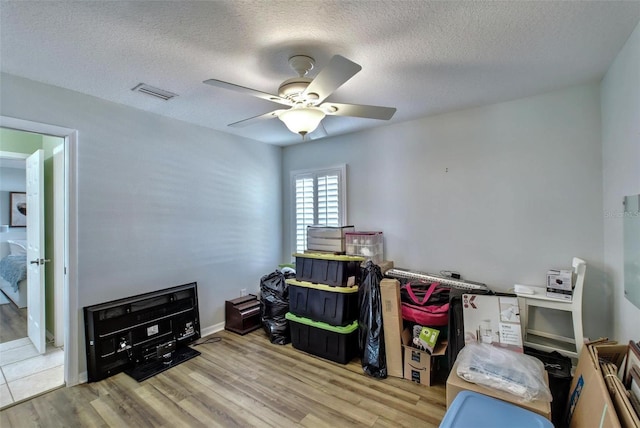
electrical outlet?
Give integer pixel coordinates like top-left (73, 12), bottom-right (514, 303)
top-left (240, 288), bottom-right (247, 296)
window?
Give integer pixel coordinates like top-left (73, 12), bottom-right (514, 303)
top-left (291, 165), bottom-right (346, 253)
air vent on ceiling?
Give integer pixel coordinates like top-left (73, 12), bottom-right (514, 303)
top-left (131, 83), bottom-right (178, 101)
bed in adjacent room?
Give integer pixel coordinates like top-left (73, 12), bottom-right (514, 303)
top-left (0, 240), bottom-right (28, 308)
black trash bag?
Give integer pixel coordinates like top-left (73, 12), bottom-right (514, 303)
top-left (260, 270), bottom-right (293, 345)
top-left (262, 317), bottom-right (290, 345)
top-left (358, 261), bottom-right (387, 378)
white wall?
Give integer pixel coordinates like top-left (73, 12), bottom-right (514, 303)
top-left (0, 73), bottom-right (283, 375)
top-left (283, 83), bottom-right (608, 339)
top-left (601, 20), bottom-right (640, 344)
top-left (0, 167), bottom-right (26, 193)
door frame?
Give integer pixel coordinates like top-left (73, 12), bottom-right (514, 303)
top-left (0, 115), bottom-right (79, 386)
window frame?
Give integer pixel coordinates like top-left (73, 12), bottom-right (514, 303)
top-left (290, 164), bottom-right (347, 254)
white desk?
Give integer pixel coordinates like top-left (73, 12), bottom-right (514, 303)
top-left (516, 285), bottom-right (581, 358)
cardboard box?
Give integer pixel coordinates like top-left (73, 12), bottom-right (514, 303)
top-left (402, 328), bottom-right (447, 387)
top-left (379, 277), bottom-right (403, 378)
top-left (566, 341), bottom-right (636, 428)
top-left (546, 269), bottom-right (573, 301)
top-left (365, 260), bottom-right (394, 274)
top-left (462, 294), bottom-right (523, 353)
top-left (446, 360), bottom-right (552, 420)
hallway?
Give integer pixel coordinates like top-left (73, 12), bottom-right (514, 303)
top-left (0, 338), bottom-right (64, 408)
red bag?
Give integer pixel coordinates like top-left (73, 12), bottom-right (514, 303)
top-left (400, 282), bottom-right (450, 326)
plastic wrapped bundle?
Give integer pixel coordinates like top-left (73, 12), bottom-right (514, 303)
top-left (456, 343), bottom-right (553, 402)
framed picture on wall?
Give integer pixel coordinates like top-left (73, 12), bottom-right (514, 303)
top-left (10, 192), bottom-right (27, 227)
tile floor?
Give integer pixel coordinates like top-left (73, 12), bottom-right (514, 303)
top-left (0, 338), bottom-right (64, 408)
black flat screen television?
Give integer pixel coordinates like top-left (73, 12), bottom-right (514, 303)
top-left (84, 282), bottom-right (201, 382)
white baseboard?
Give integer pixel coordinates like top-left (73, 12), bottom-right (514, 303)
top-left (46, 330), bottom-right (64, 348)
top-left (201, 322), bottom-right (225, 338)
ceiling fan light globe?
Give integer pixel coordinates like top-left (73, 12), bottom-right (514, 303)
top-left (278, 107), bottom-right (326, 136)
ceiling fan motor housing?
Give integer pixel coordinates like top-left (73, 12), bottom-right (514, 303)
top-left (288, 55), bottom-right (314, 76)
top-left (277, 55), bottom-right (320, 104)
top-left (278, 77), bottom-right (313, 102)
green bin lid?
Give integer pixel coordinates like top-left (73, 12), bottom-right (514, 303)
top-left (278, 263), bottom-right (295, 269)
top-left (285, 279), bottom-right (358, 293)
top-left (285, 312), bottom-right (358, 334)
top-left (292, 252), bottom-right (365, 262)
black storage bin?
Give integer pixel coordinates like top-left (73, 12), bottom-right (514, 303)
top-left (285, 312), bottom-right (358, 364)
top-left (524, 346), bottom-right (572, 428)
top-left (286, 279), bottom-right (358, 326)
top-left (293, 253), bottom-right (364, 287)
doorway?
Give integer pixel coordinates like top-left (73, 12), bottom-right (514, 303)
top-left (0, 116), bottom-right (79, 408)
top-left (0, 134), bottom-right (63, 406)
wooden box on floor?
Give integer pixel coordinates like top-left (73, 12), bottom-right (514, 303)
top-left (225, 295), bottom-right (261, 335)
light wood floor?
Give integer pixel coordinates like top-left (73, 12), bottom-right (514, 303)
top-left (0, 295), bottom-right (27, 344)
top-left (0, 329), bottom-right (448, 427)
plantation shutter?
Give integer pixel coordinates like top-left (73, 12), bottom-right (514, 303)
top-left (292, 166), bottom-right (346, 253)
top-left (317, 173), bottom-right (340, 226)
top-left (295, 175), bottom-right (315, 253)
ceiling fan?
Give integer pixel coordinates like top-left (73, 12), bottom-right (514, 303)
top-left (203, 55), bottom-right (396, 138)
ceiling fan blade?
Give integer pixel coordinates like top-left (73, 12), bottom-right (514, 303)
top-left (323, 102), bottom-right (396, 120)
top-left (228, 110), bottom-right (285, 128)
top-left (203, 79), bottom-right (292, 106)
top-left (303, 55), bottom-right (362, 103)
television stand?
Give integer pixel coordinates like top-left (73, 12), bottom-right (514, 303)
top-left (125, 346), bottom-right (200, 382)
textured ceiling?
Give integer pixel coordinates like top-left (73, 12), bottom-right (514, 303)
top-left (1, 1), bottom-right (639, 146)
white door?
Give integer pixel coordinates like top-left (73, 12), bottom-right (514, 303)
top-left (27, 149), bottom-right (46, 354)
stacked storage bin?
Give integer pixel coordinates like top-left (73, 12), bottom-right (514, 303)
top-left (345, 231), bottom-right (384, 265)
top-left (306, 225), bottom-right (354, 253)
top-left (285, 252), bottom-right (365, 364)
